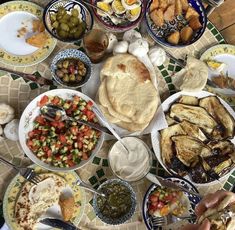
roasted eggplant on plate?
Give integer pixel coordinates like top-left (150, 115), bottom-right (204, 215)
top-left (160, 94), bottom-right (235, 184)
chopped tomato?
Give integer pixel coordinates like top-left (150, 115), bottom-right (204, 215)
top-left (43, 146), bottom-right (49, 152)
top-left (40, 136), bottom-right (46, 142)
top-left (47, 150), bottom-right (52, 157)
top-left (82, 152), bottom-right (88, 160)
top-left (38, 95), bottom-right (49, 107)
top-left (27, 140), bottom-right (33, 146)
top-left (73, 96), bottom-right (80, 102)
top-left (70, 126), bottom-right (78, 135)
top-left (86, 110), bottom-right (95, 120)
top-left (59, 135), bottom-right (66, 143)
top-left (28, 130), bottom-right (41, 137)
top-left (77, 141), bottom-right (83, 149)
top-left (157, 201), bottom-right (164, 209)
top-left (67, 154), bottom-right (73, 160)
top-left (149, 195), bottom-right (158, 203)
top-left (86, 101), bottom-right (93, 109)
top-left (51, 96), bottom-right (60, 105)
top-left (58, 121), bottom-right (65, 129)
top-left (35, 115), bottom-right (45, 125)
top-left (67, 159), bottom-right (75, 167)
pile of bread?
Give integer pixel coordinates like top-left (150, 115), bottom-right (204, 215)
top-left (97, 54), bottom-right (159, 132)
top-left (150, 0), bottom-right (203, 45)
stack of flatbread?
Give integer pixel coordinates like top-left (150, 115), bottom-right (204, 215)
top-left (97, 54), bottom-right (159, 132)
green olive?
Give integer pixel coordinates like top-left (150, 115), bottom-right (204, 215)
top-left (57, 7), bottom-right (66, 16)
top-left (62, 60), bottom-right (69, 68)
top-left (70, 27), bottom-right (77, 34)
top-left (50, 13), bottom-right (57, 23)
top-left (59, 23), bottom-right (70, 32)
top-left (69, 74), bottom-right (76, 81)
top-left (74, 26), bottom-right (84, 39)
top-left (71, 9), bottom-right (79, 17)
top-left (56, 14), bottom-right (63, 21)
top-left (69, 16), bottom-right (79, 25)
top-left (58, 29), bottom-right (69, 39)
top-left (52, 21), bottom-right (59, 29)
top-left (63, 74), bottom-right (69, 82)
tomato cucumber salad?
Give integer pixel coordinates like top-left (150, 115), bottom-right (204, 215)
top-left (26, 95), bottom-right (101, 168)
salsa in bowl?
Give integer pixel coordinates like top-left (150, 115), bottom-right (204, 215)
top-left (19, 89), bottom-right (104, 171)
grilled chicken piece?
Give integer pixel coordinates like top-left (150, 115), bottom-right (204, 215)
top-left (199, 96), bottom-right (235, 139)
top-left (178, 95), bottom-right (199, 105)
top-left (164, 4), bottom-right (175, 21)
top-left (170, 103), bottom-right (218, 134)
top-left (150, 8), bottom-right (164, 27)
top-left (171, 135), bottom-right (211, 167)
top-left (160, 124), bottom-right (186, 165)
top-left (180, 120), bottom-right (207, 142)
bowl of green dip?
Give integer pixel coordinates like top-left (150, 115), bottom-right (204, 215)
top-left (92, 179), bottom-right (137, 225)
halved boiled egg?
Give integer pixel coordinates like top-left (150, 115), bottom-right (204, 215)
top-left (112, 0), bottom-right (126, 15)
top-left (121, 0), bottom-right (141, 10)
top-left (97, 1), bottom-right (113, 16)
top-left (126, 6), bottom-right (141, 21)
top-left (102, 0), bottom-right (113, 3)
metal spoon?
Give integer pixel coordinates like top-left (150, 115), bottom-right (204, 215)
top-left (82, 1), bottom-right (123, 25)
top-left (40, 104), bottom-right (112, 135)
top-left (92, 107), bottom-right (130, 154)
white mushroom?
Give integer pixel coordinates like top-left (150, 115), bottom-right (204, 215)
top-left (106, 33), bottom-right (118, 53)
top-left (0, 103), bottom-right (15, 125)
top-left (128, 38), bottom-right (149, 58)
top-left (113, 41), bottom-right (129, 55)
top-left (148, 46), bottom-right (167, 67)
top-left (123, 29), bottom-right (142, 43)
top-left (4, 119), bottom-right (19, 141)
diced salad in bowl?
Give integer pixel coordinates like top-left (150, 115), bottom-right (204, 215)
top-left (19, 89), bottom-right (104, 171)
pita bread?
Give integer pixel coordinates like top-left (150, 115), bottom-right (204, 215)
top-left (97, 54), bottom-right (159, 132)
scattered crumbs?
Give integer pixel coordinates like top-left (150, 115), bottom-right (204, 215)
top-left (17, 27), bottom-right (28, 38)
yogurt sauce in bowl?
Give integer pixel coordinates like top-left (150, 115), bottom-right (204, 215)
top-left (108, 137), bottom-right (152, 182)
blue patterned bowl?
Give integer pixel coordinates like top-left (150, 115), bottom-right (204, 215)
top-left (145, 0), bottom-right (207, 47)
top-left (51, 49), bottom-right (92, 88)
top-left (91, 0), bottom-right (145, 32)
top-left (93, 179), bottom-right (137, 225)
top-left (142, 176), bottom-right (201, 230)
top-left (43, 0), bottom-right (93, 43)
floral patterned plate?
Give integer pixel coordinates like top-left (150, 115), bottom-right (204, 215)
top-left (3, 164), bottom-right (85, 230)
top-left (0, 1), bottom-right (56, 67)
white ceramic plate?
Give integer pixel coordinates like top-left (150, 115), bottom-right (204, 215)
top-left (3, 164), bottom-right (85, 230)
top-left (0, 1), bottom-right (56, 66)
top-left (200, 44), bottom-right (235, 95)
top-left (19, 89), bottom-right (105, 172)
top-left (151, 91), bottom-right (235, 187)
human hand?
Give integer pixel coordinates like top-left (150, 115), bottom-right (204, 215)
top-left (181, 190), bottom-right (235, 230)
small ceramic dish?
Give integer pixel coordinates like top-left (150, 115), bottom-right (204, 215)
top-left (91, 0), bottom-right (145, 32)
top-left (51, 49), bottom-right (92, 89)
top-left (43, 0), bottom-right (93, 43)
top-left (145, 0), bottom-right (207, 48)
top-left (93, 179), bottom-right (137, 225)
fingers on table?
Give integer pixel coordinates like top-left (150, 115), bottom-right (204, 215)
top-left (195, 190), bottom-right (235, 217)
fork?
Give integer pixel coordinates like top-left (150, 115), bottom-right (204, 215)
top-left (0, 156), bottom-right (41, 184)
top-left (152, 214), bottom-right (197, 227)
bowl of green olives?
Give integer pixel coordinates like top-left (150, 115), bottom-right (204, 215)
top-left (51, 49), bottom-right (92, 88)
top-left (43, 0), bottom-right (93, 42)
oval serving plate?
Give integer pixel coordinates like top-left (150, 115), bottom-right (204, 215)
top-left (143, 176), bottom-right (201, 230)
top-left (151, 91), bottom-right (235, 187)
top-left (19, 89), bottom-right (105, 172)
top-left (200, 44), bottom-right (235, 96)
top-left (3, 164), bottom-right (85, 230)
top-left (0, 1), bottom-right (56, 67)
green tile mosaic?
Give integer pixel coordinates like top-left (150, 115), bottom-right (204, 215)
top-left (92, 156), bottom-right (101, 165)
top-left (0, 71), bottom-right (6, 77)
top-left (211, 28), bottom-right (218, 36)
top-left (170, 59), bottom-right (175, 64)
top-left (158, 169), bottom-right (165, 177)
top-left (29, 82), bottom-right (38, 90)
top-left (152, 160), bottom-right (157, 167)
top-left (220, 40), bottom-right (226, 44)
top-left (216, 34), bottom-right (223, 42)
top-left (49, 85), bottom-right (57, 90)
top-left (11, 74), bottom-right (20, 80)
top-left (228, 176), bottom-right (235, 185)
top-left (207, 22), bottom-right (213, 30)
top-left (165, 77), bottom-right (172, 83)
top-left (96, 168), bottom-right (105, 178)
top-left (161, 70), bottom-right (168, 77)
top-left (168, 84), bottom-right (175, 91)
top-left (102, 159), bottom-right (109, 167)
top-left (150, 168), bottom-right (156, 174)
top-left (89, 176), bottom-right (98, 185)
top-left (158, 65), bottom-right (164, 70)
top-left (223, 182), bottom-right (232, 191)
top-left (100, 178), bottom-right (107, 184)
top-left (232, 170), bottom-right (235, 176)
top-left (168, 65), bottom-right (174, 72)
top-left (175, 66), bottom-right (182, 72)
top-left (93, 184), bottom-right (99, 190)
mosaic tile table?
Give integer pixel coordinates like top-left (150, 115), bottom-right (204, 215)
top-left (0, 1), bottom-right (235, 230)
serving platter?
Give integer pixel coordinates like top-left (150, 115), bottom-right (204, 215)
top-left (0, 1), bottom-right (56, 67)
top-left (200, 44), bottom-right (235, 96)
top-left (142, 176), bottom-right (200, 230)
top-left (151, 90), bottom-right (235, 187)
top-left (18, 89), bottom-right (105, 172)
top-left (3, 164), bottom-right (85, 230)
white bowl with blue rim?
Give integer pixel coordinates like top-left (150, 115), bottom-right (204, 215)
top-left (145, 0), bottom-right (207, 48)
top-left (43, 0), bottom-right (93, 43)
top-left (93, 179), bottom-right (137, 225)
top-left (142, 176), bottom-right (201, 229)
top-left (51, 49), bottom-right (92, 88)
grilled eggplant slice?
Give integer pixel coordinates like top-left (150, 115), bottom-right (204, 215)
top-left (208, 140), bottom-right (235, 156)
top-left (199, 96), bottom-right (235, 139)
top-left (170, 103), bottom-right (218, 134)
top-left (160, 124), bottom-right (186, 165)
top-left (180, 120), bottom-right (207, 142)
top-left (165, 112), bottom-right (178, 126)
top-left (171, 135), bottom-right (211, 167)
top-left (178, 95), bottom-right (199, 105)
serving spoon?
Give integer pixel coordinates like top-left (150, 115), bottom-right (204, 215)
top-left (40, 104), bottom-right (112, 135)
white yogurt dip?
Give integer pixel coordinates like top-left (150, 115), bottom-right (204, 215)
top-left (109, 137), bottom-right (151, 181)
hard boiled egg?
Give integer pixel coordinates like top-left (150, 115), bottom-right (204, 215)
top-left (121, 0), bottom-right (141, 10)
top-left (112, 0), bottom-right (126, 14)
top-left (97, 1), bottom-right (113, 16)
top-left (126, 6), bottom-right (141, 21)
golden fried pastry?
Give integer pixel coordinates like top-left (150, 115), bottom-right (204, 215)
top-left (180, 0), bottom-right (189, 11)
top-left (26, 31), bottom-right (49, 48)
top-left (150, 8), bottom-right (164, 27)
top-left (164, 4), bottom-right (175, 21)
top-left (185, 6), bottom-right (199, 20)
top-left (180, 26), bottom-right (193, 43)
top-left (32, 19), bottom-right (45, 33)
top-left (167, 31), bottom-right (180, 45)
top-left (189, 16), bottom-right (202, 30)
top-left (59, 195), bottom-right (75, 221)
top-left (175, 0), bottom-right (183, 16)
top-left (150, 0), bottom-right (159, 12)
top-left (159, 0), bottom-right (168, 11)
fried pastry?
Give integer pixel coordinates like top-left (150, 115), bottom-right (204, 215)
top-left (189, 16), bottom-right (202, 30)
top-left (59, 195), bottom-right (75, 221)
top-left (26, 31), bottom-right (49, 48)
top-left (164, 4), bottom-right (175, 21)
top-left (180, 26), bottom-right (193, 43)
top-left (150, 0), bottom-right (159, 12)
top-left (175, 0), bottom-right (183, 16)
top-left (167, 31), bottom-right (180, 45)
top-left (180, 0), bottom-right (189, 11)
top-left (150, 8), bottom-right (164, 27)
top-left (185, 6), bottom-right (199, 20)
